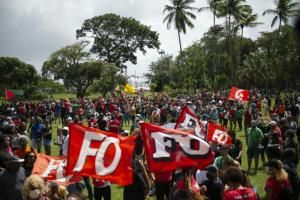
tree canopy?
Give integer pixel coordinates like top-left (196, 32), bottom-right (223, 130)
top-left (0, 57), bottom-right (39, 98)
top-left (42, 41), bottom-right (112, 98)
top-left (76, 13), bottom-right (160, 70)
top-left (163, 0), bottom-right (197, 54)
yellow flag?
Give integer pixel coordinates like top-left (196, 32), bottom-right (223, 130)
top-left (124, 83), bottom-right (135, 94)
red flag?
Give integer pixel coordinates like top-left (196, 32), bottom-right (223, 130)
top-left (32, 154), bottom-right (81, 185)
top-left (66, 124), bottom-right (137, 186)
top-left (207, 122), bottom-right (232, 145)
top-left (228, 87), bottom-right (250, 102)
top-left (174, 107), bottom-right (206, 139)
top-left (140, 123), bottom-right (214, 172)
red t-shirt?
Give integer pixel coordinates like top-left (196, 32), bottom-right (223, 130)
top-left (224, 188), bottom-right (258, 200)
top-left (108, 119), bottom-right (120, 133)
top-left (277, 105), bottom-right (285, 115)
top-left (154, 171), bottom-right (173, 182)
top-left (265, 177), bottom-right (290, 200)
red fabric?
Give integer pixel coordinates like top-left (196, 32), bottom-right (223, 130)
top-left (228, 87), bottom-right (250, 102)
top-left (109, 104), bottom-right (117, 113)
top-left (154, 171), bottom-right (173, 182)
top-left (108, 119), bottom-right (120, 133)
top-left (207, 122), bottom-right (232, 145)
top-left (175, 107), bottom-right (206, 139)
top-left (277, 105), bottom-right (285, 115)
top-left (19, 106), bottom-right (26, 114)
top-left (93, 178), bottom-right (106, 187)
top-left (5, 89), bottom-right (15, 100)
top-left (66, 124), bottom-right (137, 186)
top-left (256, 101), bottom-right (261, 111)
top-left (224, 188), bottom-right (258, 200)
top-left (265, 177), bottom-right (290, 200)
top-left (274, 126), bottom-right (283, 144)
top-left (140, 123), bottom-right (214, 172)
top-left (88, 118), bottom-right (98, 127)
top-left (32, 153), bottom-right (81, 186)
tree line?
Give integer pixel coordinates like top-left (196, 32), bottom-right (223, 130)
top-left (147, 0), bottom-right (300, 93)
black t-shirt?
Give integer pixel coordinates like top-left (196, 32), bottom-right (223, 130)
top-left (200, 180), bottom-right (224, 200)
top-left (0, 167), bottom-right (26, 200)
top-left (97, 119), bottom-right (107, 131)
top-left (229, 139), bottom-right (242, 159)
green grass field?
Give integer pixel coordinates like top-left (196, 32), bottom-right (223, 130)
top-left (42, 119), bottom-right (300, 199)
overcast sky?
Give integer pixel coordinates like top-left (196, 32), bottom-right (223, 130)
top-left (0, 0), bottom-right (277, 76)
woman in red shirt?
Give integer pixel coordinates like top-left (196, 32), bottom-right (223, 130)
top-left (264, 159), bottom-right (291, 200)
top-left (224, 167), bottom-right (258, 200)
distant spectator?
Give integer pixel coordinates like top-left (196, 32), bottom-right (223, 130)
top-left (14, 135), bottom-right (32, 159)
top-left (23, 150), bottom-right (37, 177)
top-left (31, 117), bottom-right (45, 153)
top-left (246, 120), bottom-right (264, 174)
top-left (107, 115), bottom-right (120, 134)
top-left (0, 134), bottom-right (12, 169)
top-left (43, 119), bottom-right (52, 155)
top-left (228, 130), bottom-right (243, 165)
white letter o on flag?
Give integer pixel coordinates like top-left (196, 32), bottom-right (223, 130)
top-left (95, 138), bottom-right (121, 176)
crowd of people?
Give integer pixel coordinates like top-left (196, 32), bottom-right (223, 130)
top-left (0, 88), bottom-right (299, 200)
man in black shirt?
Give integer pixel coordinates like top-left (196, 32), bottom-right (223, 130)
top-left (0, 155), bottom-right (26, 200)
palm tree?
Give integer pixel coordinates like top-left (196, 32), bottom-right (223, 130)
top-left (239, 6), bottom-right (262, 42)
top-left (198, 0), bottom-right (222, 26)
top-left (163, 0), bottom-right (197, 55)
top-left (217, 0), bottom-right (246, 84)
top-left (263, 0), bottom-right (300, 34)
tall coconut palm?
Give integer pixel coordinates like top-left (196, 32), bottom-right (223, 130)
top-left (239, 6), bottom-right (262, 41)
top-left (198, 0), bottom-right (222, 26)
top-left (163, 0), bottom-right (197, 55)
top-left (263, 0), bottom-right (300, 34)
top-left (237, 6), bottom-right (262, 69)
top-left (217, 0), bottom-right (246, 84)
top-left (218, 0), bottom-right (246, 36)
